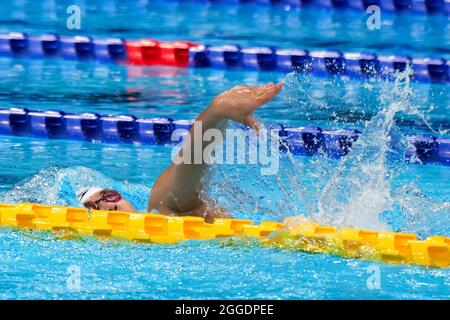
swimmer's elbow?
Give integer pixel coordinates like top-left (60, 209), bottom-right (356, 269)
top-left (147, 188), bottom-right (202, 215)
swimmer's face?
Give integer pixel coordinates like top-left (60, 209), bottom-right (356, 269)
top-left (83, 189), bottom-right (137, 212)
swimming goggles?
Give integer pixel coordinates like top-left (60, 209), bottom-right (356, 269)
top-left (89, 189), bottom-right (122, 210)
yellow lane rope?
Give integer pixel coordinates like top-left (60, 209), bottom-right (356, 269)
top-left (0, 203), bottom-right (448, 268)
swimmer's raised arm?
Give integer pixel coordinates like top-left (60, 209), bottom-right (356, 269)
top-left (148, 82), bottom-right (282, 220)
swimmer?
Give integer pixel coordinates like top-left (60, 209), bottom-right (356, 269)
top-left (78, 82), bottom-right (283, 222)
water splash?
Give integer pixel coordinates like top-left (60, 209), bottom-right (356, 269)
top-left (1, 70), bottom-right (448, 236)
top-left (0, 166), bottom-right (149, 211)
top-left (314, 68), bottom-right (414, 230)
top-left (208, 68), bottom-right (449, 236)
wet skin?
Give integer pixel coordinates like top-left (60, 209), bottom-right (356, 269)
top-left (82, 82), bottom-right (283, 222)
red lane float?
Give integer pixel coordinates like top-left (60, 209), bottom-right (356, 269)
top-left (125, 39), bottom-right (199, 67)
top-left (1, 32), bottom-right (449, 82)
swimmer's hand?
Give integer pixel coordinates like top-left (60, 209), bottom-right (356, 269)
top-left (208, 82), bottom-right (282, 133)
top-left (148, 82), bottom-right (282, 219)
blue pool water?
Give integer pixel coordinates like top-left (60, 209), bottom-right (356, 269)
top-left (0, 57), bottom-right (448, 132)
top-left (0, 0), bottom-right (449, 300)
top-left (1, 0), bottom-right (449, 59)
top-left (1, 229), bottom-right (449, 299)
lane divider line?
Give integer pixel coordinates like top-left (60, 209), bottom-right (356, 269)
top-left (0, 107), bottom-right (449, 165)
top-left (0, 202), bottom-right (448, 268)
top-left (181, 0), bottom-right (450, 16)
top-left (0, 32), bottom-right (449, 83)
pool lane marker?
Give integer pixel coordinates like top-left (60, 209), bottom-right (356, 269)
top-left (178, 0), bottom-right (450, 16)
top-left (0, 32), bottom-right (449, 83)
top-left (0, 107), bottom-right (449, 166)
top-left (0, 202), bottom-right (448, 268)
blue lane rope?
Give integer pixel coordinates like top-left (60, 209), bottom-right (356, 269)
top-left (183, 0), bottom-right (450, 16)
top-left (0, 32), bottom-right (449, 83)
top-left (0, 108), bottom-right (448, 165)
top-left (0, 33), bottom-right (128, 63)
top-left (190, 45), bottom-right (450, 83)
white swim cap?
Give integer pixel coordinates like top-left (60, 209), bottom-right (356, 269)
top-left (77, 187), bottom-right (103, 205)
